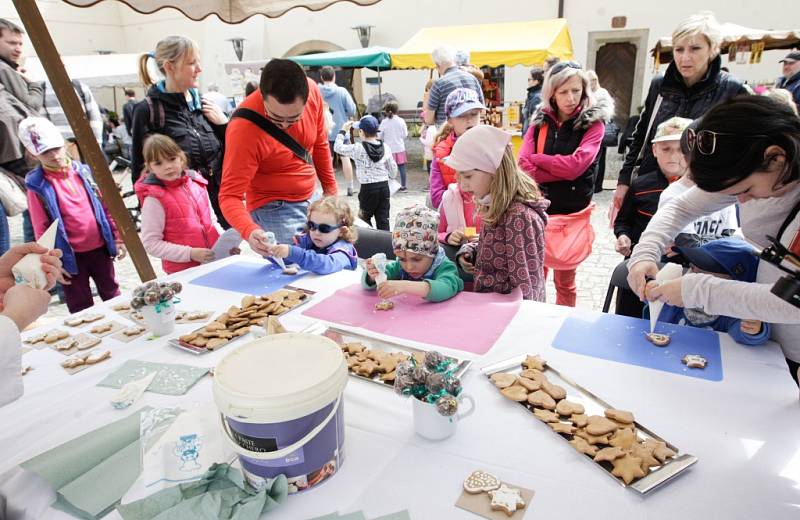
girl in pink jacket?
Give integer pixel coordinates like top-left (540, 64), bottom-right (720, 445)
top-left (135, 134), bottom-right (224, 274)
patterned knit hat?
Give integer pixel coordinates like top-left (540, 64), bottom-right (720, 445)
top-left (392, 205), bottom-right (440, 257)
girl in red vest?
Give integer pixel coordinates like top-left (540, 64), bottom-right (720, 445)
top-left (135, 134), bottom-right (224, 274)
top-left (429, 88), bottom-right (485, 209)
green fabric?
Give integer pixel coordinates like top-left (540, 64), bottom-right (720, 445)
top-left (20, 408), bottom-right (149, 520)
top-left (372, 512), bottom-right (412, 520)
top-left (362, 257), bottom-right (463, 302)
top-left (96, 360), bottom-right (209, 396)
top-left (288, 47), bottom-right (392, 70)
top-left (116, 463), bottom-right (288, 520)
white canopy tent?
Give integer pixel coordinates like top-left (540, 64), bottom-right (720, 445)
top-left (24, 53), bottom-right (142, 88)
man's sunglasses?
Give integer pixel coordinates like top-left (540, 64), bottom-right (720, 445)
top-left (686, 128), bottom-right (769, 156)
top-left (307, 220), bottom-right (341, 233)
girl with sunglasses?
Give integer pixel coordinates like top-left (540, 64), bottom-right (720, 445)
top-left (264, 196), bottom-right (358, 274)
top-left (628, 96), bottom-right (800, 386)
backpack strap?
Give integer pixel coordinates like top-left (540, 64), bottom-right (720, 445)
top-left (231, 107), bottom-right (312, 164)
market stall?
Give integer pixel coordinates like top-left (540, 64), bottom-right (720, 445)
top-left (289, 46), bottom-right (393, 99)
top-left (1, 255), bottom-right (798, 519)
top-left (391, 18), bottom-right (574, 152)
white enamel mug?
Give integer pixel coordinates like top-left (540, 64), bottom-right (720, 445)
top-left (411, 394), bottom-right (476, 440)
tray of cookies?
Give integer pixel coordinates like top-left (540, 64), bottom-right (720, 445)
top-left (168, 287), bottom-right (314, 354)
top-left (315, 326), bottom-right (472, 388)
top-left (481, 353), bottom-right (697, 494)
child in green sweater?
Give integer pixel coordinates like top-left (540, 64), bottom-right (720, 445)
top-left (363, 205), bottom-right (463, 302)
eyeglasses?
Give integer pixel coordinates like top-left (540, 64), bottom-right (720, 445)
top-left (263, 102), bottom-right (304, 126)
top-left (686, 128), bottom-right (769, 156)
top-left (307, 220), bottom-right (341, 234)
top-left (548, 61), bottom-right (582, 75)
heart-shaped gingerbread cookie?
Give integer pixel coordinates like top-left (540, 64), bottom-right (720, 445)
top-left (463, 470), bottom-right (501, 494)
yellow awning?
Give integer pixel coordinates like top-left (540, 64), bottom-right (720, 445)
top-left (391, 18), bottom-right (573, 69)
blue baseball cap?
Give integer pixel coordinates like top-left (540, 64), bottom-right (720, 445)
top-left (354, 115), bottom-right (379, 134)
top-left (672, 238), bottom-right (759, 282)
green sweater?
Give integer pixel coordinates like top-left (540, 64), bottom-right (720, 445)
top-left (362, 254), bottom-right (464, 302)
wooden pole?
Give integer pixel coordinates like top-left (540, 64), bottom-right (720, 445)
top-left (13, 0), bottom-right (156, 282)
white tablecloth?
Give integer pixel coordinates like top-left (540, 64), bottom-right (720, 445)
top-left (1, 256), bottom-right (799, 519)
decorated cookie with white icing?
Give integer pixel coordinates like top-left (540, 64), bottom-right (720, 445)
top-left (463, 470), bottom-right (501, 494)
top-left (488, 484), bottom-right (526, 516)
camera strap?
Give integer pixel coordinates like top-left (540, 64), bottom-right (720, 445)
top-left (776, 197), bottom-right (800, 243)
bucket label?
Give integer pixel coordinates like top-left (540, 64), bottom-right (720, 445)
top-left (230, 430), bottom-right (278, 453)
top-left (258, 447), bottom-right (305, 468)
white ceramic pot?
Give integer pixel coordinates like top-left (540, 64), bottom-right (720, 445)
top-left (412, 394), bottom-right (475, 440)
top-left (139, 301), bottom-right (177, 336)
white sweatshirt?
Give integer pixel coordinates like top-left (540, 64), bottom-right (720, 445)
top-left (0, 315), bottom-right (23, 407)
top-left (629, 183), bottom-right (800, 362)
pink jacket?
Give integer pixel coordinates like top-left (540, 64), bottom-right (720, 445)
top-left (135, 170), bottom-right (221, 273)
top-left (438, 184), bottom-right (482, 243)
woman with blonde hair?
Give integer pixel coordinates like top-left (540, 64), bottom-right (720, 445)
top-left (612, 11), bottom-right (749, 218)
top-left (129, 36), bottom-right (230, 227)
top-left (517, 61), bottom-right (613, 306)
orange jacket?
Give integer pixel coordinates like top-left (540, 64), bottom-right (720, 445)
top-left (220, 79), bottom-right (337, 240)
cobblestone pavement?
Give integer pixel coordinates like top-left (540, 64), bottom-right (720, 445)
top-left (9, 140), bottom-right (623, 320)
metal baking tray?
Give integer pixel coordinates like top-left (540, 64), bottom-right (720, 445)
top-left (167, 286), bottom-right (315, 355)
top-left (312, 325), bottom-right (472, 388)
top-left (481, 355), bottom-right (697, 494)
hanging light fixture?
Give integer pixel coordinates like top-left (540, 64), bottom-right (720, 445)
top-left (351, 25), bottom-right (374, 48)
top-left (227, 37), bottom-right (246, 61)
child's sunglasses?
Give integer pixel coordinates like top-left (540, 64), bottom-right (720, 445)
top-left (307, 220), bottom-right (341, 234)
top-left (686, 128), bottom-right (768, 156)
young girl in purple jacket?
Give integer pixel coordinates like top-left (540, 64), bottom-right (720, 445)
top-left (452, 125), bottom-right (549, 301)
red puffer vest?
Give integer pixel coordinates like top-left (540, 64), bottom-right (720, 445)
top-left (134, 170), bottom-right (220, 273)
top-left (433, 132), bottom-right (458, 187)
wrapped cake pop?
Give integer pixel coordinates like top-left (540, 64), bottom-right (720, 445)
top-left (392, 350), bottom-right (465, 417)
top-left (435, 395), bottom-right (459, 417)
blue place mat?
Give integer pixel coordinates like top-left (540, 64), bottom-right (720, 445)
top-left (552, 310), bottom-right (723, 381)
top-left (189, 261), bottom-right (309, 294)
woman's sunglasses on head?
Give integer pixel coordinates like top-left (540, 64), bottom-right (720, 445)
top-left (686, 128), bottom-right (769, 156)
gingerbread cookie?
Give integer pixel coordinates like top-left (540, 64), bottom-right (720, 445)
top-left (642, 439), bottom-right (676, 463)
top-left (608, 428), bottom-right (638, 450)
top-left (569, 436), bottom-right (598, 456)
top-left (375, 300), bottom-right (394, 311)
top-left (487, 484), bottom-right (526, 517)
top-left (112, 302), bottom-right (131, 312)
top-left (585, 415), bottom-right (619, 436)
top-left (611, 454), bottom-right (646, 484)
top-left (500, 385), bottom-right (528, 402)
top-left (646, 332), bottom-right (671, 346)
top-left (527, 390), bottom-right (556, 410)
top-left (44, 330), bottom-right (69, 344)
top-left (575, 429), bottom-right (611, 445)
top-left (682, 354), bottom-right (707, 369)
top-left (282, 265), bottom-right (300, 275)
top-left (570, 413), bottom-right (589, 428)
top-left (541, 380), bottom-right (567, 400)
top-left (463, 470), bottom-right (501, 494)
top-left (490, 373), bottom-right (516, 389)
top-left (519, 368), bottom-right (546, 382)
top-left (605, 408), bottom-right (635, 424)
top-left (90, 322), bottom-right (114, 335)
top-left (521, 354), bottom-right (546, 371)
top-left (549, 422), bottom-right (577, 435)
top-left (593, 446), bottom-right (626, 463)
top-left (516, 376), bottom-right (541, 391)
top-left (533, 408), bottom-right (560, 423)
top-left (556, 399), bottom-right (585, 416)
top-left (630, 443), bottom-right (660, 472)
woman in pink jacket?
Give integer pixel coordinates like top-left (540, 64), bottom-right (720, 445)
top-left (518, 61), bottom-right (613, 306)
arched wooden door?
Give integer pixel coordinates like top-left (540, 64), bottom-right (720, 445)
top-left (595, 42), bottom-right (636, 126)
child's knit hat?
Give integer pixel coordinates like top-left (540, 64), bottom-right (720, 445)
top-left (18, 117), bottom-right (65, 155)
top-left (392, 205), bottom-right (440, 258)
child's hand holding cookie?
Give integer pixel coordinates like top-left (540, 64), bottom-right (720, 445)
top-left (740, 319), bottom-right (763, 335)
top-left (377, 280), bottom-right (430, 299)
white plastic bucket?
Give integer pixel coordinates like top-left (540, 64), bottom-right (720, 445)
top-left (213, 333), bottom-right (348, 493)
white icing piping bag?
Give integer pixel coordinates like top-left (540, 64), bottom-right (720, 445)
top-left (648, 262), bottom-right (684, 334)
top-left (12, 219), bottom-right (59, 289)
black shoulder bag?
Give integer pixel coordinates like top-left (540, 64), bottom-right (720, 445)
top-left (231, 108), bottom-right (312, 164)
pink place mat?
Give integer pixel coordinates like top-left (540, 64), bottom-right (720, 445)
top-left (302, 283), bottom-right (522, 354)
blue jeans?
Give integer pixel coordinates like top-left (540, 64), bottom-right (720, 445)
top-left (397, 163), bottom-right (407, 188)
top-left (250, 199), bottom-right (310, 246)
top-left (22, 210), bottom-right (35, 243)
top-left (0, 202), bottom-right (9, 257)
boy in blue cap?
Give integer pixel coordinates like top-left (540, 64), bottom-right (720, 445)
top-left (334, 115), bottom-right (397, 230)
top-left (650, 238), bottom-right (771, 345)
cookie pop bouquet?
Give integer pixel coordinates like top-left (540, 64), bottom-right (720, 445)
top-left (393, 351), bottom-right (463, 416)
top-left (130, 281), bottom-right (183, 336)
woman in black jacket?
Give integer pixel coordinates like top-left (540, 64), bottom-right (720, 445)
top-left (612, 12), bottom-right (749, 218)
top-left (130, 36), bottom-right (229, 227)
